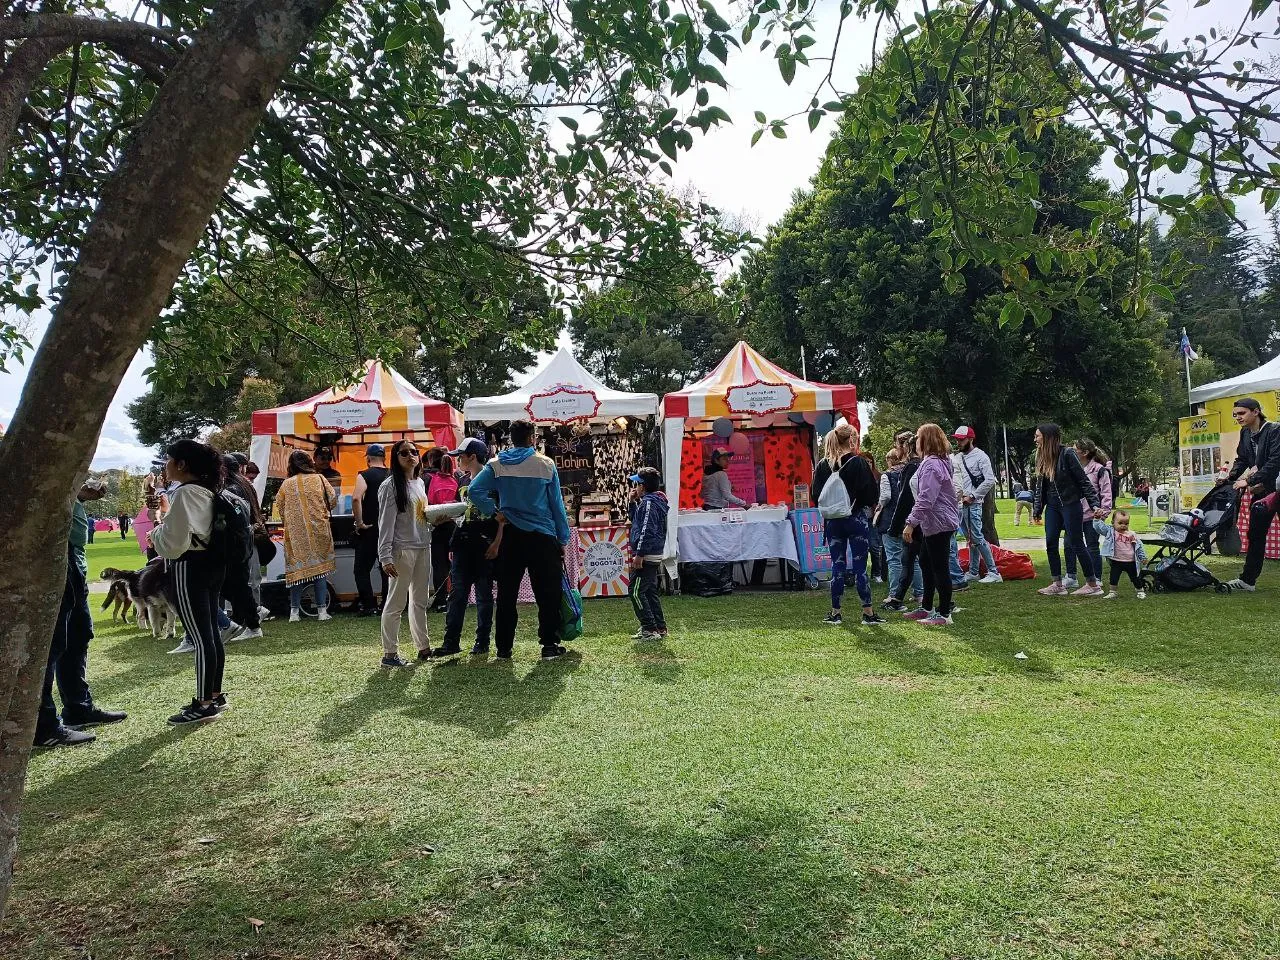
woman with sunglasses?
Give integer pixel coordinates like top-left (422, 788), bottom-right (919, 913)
top-left (377, 439), bottom-right (434, 666)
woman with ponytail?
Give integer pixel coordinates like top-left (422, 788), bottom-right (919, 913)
top-left (377, 439), bottom-right (434, 666)
top-left (1031, 424), bottom-right (1102, 596)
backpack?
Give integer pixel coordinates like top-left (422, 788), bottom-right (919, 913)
top-left (817, 470), bottom-right (853, 519)
top-left (206, 488), bottom-right (254, 568)
top-left (874, 470), bottom-right (901, 534)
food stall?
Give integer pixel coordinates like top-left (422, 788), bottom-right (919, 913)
top-left (1188, 354), bottom-right (1280, 559)
top-left (248, 361), bottom-right (465, 600)
top-left (465, 346), bottom-right (659, 598)
top-left (661, 342), bottom-right (858, 586)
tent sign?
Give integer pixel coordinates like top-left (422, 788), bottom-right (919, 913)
top-left (725, 380), bottom-right (797, 416)
top-left (312, 397), bottom-right (385, 433)
top-left (526, 386), bottom-right (601, 424)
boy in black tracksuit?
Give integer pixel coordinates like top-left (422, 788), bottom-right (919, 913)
top-left (628, 467), bottom-right (669, 641)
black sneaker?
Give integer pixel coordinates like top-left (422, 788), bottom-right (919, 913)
top-left (861, 612), bottom-right (888, 625)
top-left (951, 581), bottom-right (970, 593)
top-left (470, 642), bottom-right (490, 656)
top-left (541, 645), bottom-right (568, 660)
top-left (62, 706), bottom-right (127, 728)
top-left (381, 654), bottom-right (410, 668)
top-left (358, 607), bottom-right (380, 618)
top-left (881, 598), bottom-right (906, 612)
top-left (429, 644), bottom-right (462, 659)
top-left (34, 725), bottom-right (96, 748)
top-left (821, 612), bottom-right (843, 625)
top-left (212, 693), bottom-right (230, 713)
top-left (494, 650), bottom-right (513, 661)
top-left (167, 699), bottom-right (220, 726)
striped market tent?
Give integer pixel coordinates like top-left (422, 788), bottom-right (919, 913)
top-left (249, 361), bottom-right (464, 497)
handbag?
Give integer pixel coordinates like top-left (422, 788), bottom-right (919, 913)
top-left (560, 570), bottom-right (584, 642)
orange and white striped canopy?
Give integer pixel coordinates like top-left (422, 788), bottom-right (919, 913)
top-left (251, 361), bottom-right (463, 448)
top-left (662, 342), bottom-right (856, 420)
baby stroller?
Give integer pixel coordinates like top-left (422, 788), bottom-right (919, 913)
top-left (1142, 485), bottom-right (1239, 593)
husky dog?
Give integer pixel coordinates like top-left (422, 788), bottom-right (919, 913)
top-left (103, 560), bottom-right (181, 639)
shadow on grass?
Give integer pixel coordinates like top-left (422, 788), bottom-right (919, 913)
top-left (633, 637), bottom-right (683, 683)
top-left (314, 666), bottom-right (416, 743)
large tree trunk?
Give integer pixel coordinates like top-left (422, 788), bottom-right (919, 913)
top-left (0, 0), bottom-right (334, 919)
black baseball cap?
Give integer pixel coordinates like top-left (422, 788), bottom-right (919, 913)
top-left (449, 437), bottom-right (489, 460)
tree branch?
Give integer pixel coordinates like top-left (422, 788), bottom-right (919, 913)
top-left (0, 13), bottom-right (180, 46)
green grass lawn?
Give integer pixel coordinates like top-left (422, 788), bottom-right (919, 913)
top-left (991, 498), bottom-right (1156, 544)
top-left (83, 531), bottom-right (147, 582)
top-left (6, 555), bottom-right (1280, 959)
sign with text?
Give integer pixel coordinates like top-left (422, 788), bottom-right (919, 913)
top-left (311, 397), bottom-right (384, 434)
top-left (791, 508), bottom-right (832, 574)
top-left (525, 386), bottom-right (601, 424)
top-left (1178, 412), bottom-right (1222, 508)
top-left (576, 526), bottom-right (631, 597)
top-left (725, 380), bottom-right (797, 416)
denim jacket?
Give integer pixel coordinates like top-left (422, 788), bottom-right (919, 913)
top-left (1092, 518), bottom-right (1148, 572)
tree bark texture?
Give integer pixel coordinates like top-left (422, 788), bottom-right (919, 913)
top-left (0, 35), bottom-right (71, 171)
top-left (0, 0), bottom-right (335, 920)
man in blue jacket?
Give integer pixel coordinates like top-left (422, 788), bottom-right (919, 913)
top-left (467, 420), bottom-right (572, 660)
top-left (627, 467), bottom-right (669, 641)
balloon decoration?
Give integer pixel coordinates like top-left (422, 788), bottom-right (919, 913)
top-left (814, 411), bottom-right (834, 436)
top-left (727, 431), bottom-right (751, 456)
top-left (711, 417), bottom-right (734, 438)
top-left (787, 412), bottom-right (808, 424)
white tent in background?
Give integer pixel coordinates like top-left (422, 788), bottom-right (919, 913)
top-left (463, 346), bottom-right (658, 424)
top-left (1190, 353), bottom-right (1280, 404)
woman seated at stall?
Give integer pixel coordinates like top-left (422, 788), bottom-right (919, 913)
top-left (701, 447), bottom-right (750, 510)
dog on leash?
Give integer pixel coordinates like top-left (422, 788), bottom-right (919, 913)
top-left (102, 560), bottom-right (181, 639)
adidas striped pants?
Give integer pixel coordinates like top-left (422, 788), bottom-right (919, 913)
top-left (172, 552), bottom-right (226, 702)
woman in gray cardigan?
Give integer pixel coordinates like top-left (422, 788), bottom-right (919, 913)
top-left (701, 448), bottom-right (749, 510)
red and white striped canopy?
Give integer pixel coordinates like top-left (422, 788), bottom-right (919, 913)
top-left (251, 361), bottom-right (463, 448)
top-left (662, 342), bottom-right (856, 420)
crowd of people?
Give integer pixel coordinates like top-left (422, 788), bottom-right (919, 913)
top-left (35, 401), bottom-right (1276, 747)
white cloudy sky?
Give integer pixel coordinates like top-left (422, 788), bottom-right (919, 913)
top-left (0, 0), bottom-right (1264, 469)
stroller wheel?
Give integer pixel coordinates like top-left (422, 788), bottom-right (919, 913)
top-left (1151, 579), bottom-right (1166, 593)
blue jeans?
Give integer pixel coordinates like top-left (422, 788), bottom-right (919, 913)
top-left (827, 514), bottom-right (872, 611)
top-left (884, 534), bottom-right (923, 599)
top-left (960, 501), bottom-right (997, 576)
top-left (290, 578), bottom-right (329, 612)
top-left (443, 543), bottom-right (495, 648)
top-left (1064, 517), bottom-right (1102, 579)
top-left (948, 533), bottom-right (965, 584)
top-left (1045, 501), bottom-right (1095, 581)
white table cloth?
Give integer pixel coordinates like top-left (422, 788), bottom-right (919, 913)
top-left (676, 508), bottom-right (799, 564)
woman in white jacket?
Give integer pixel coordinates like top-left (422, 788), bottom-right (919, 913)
top-left (149, 439), bottom-right (227, 725)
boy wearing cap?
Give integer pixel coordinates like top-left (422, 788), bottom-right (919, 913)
top-left (431, 437), bottom-right (500, 657)
top-left (951, 426), bottom-right (1002, 584)
top-left (628, 467), bottom-right (669, 641)
top-left (352, 444), bottom-right (390, 615)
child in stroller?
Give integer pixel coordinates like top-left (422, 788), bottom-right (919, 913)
top-left (1142, 485), bottom-right (1239, 593)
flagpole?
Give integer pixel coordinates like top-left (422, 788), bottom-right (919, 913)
top-left (1182, 326), bottom-right (1193, 415)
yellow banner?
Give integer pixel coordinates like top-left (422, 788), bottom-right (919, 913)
top-left (1178, 412), bottom-right (1221, 448)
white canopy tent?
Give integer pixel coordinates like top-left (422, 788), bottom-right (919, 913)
top-left (1190, 353), bottom-right (1280, 404)
top-left (464, 346), bottom-right (659, 423)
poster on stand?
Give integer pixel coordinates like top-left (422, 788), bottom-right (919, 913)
top-left (1178, 413), bottom-right (1222, 509)
top-left (576, 526), bottom-right (632, 597)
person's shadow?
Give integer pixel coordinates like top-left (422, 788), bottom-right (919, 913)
top-left (314, 666), bottom-right (415, 743)
top-left (401, 650), bottom-right (583, 739)
top-left (633, 638), bottom-right (683, 684)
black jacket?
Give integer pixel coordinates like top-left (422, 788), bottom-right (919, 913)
top-left (1033, 448), bottom-right (1099, 517)
top-left (1228, 420), bottom-right (1280, 493)
top-left (888, 459), bottom-right (921, 537)
top-left (812, 453), bottom-right (879, 514)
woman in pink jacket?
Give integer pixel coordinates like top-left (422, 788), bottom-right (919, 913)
top-left (1065, 438), bottom-right (1112, 586)
top-left (902, 424), bottom-right (962, 627)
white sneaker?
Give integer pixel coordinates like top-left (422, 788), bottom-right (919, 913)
top-left (964, 572), bottom-right (980, 582)
top-left (1225, 579), bottom-right (1256, 592)
top-left (257, 605), bottom-right (274, 621)
top-left (168, 639), bottom-right (196, 654)
top-left (1104, 590), bottom-right (1118, 599)
top-left (1063, 577), bottom-right (1080, 590)
top-left (289, 609), bottom-right (301, 623)
top-left (978, 572), bottom-right (1003, 584)
top-left (238, 627), bottom-right (264, 639)
top-left (220, 622), bottom-right (243, 642)
top-left (317, 607), bottom-right (332, 622)
top-left (1135, 591), bottom-right (1146, 600)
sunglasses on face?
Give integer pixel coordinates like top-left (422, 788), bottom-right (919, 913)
top-left (399, 449), bottom-right (420, 458)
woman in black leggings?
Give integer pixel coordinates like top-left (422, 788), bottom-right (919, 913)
top-left (150, 439), bottom-right (227, 725)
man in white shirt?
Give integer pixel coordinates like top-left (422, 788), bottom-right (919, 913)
top-left (951, 426), bottom-right (1002, 584)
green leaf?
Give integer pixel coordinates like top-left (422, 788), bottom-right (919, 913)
top-left (560, 116), bottom-right (579, 131)
top-left (657, 107), bottom-right (678, 128)
top-left (754, 110), bottom-right (767, 124)
top-left (771, 123), bottom-right (787, 139)
top-left (702, 4), bottom-right (732, 32)
top-left (1150, 283), bottom-right (1175, 301)
top-left (658, 129), bottom-right (679, 160)
top-left (999, 302), bottom-right (1022, 327)
top-left (778, 53), bottom-right (796, 85)
top-left (750, 128), bottom-right (763, 147)
top-left (808, 110), bottom-right (822, 132)
top-left (384, 24), bottom-right (416, 51)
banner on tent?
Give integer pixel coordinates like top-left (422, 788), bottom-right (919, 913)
top-left (726, 380), bottom-right (797, 416)
top-left (1178, 413), bottom-right (1222, 509)
top-left (312, 397), bottom-right (384, 433)
top-left (526, 386), bottom-right (601, 423)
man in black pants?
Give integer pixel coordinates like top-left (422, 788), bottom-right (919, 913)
top-left (352, 443), bottom-right (390, 615)
top-left (1224, 397), bottom-right (1280, 592)
top-left (467, 420), bottom-right (572, 660)
top-left (35, 480), bottom-right (127, 747)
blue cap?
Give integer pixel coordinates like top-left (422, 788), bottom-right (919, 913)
top-left (366, 443), bottom-right (385, 457)
top-left (449, 437), bottom-right (489, 460)
top-left (628, 473), bottom-right (643, 484)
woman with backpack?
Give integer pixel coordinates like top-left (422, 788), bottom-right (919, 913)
top-left (877, 447), bottom-right (924, 607)
top-left (277, 450), bottom-right (336, 622)
top-left (812, 423), bottom-right (886, 627)
top-left (860, 450), bottom-right (887, 583)
top-left (150, 439), bottom-right (229, 725)
top-left (1032, 423), bottom-right (1102, 596)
